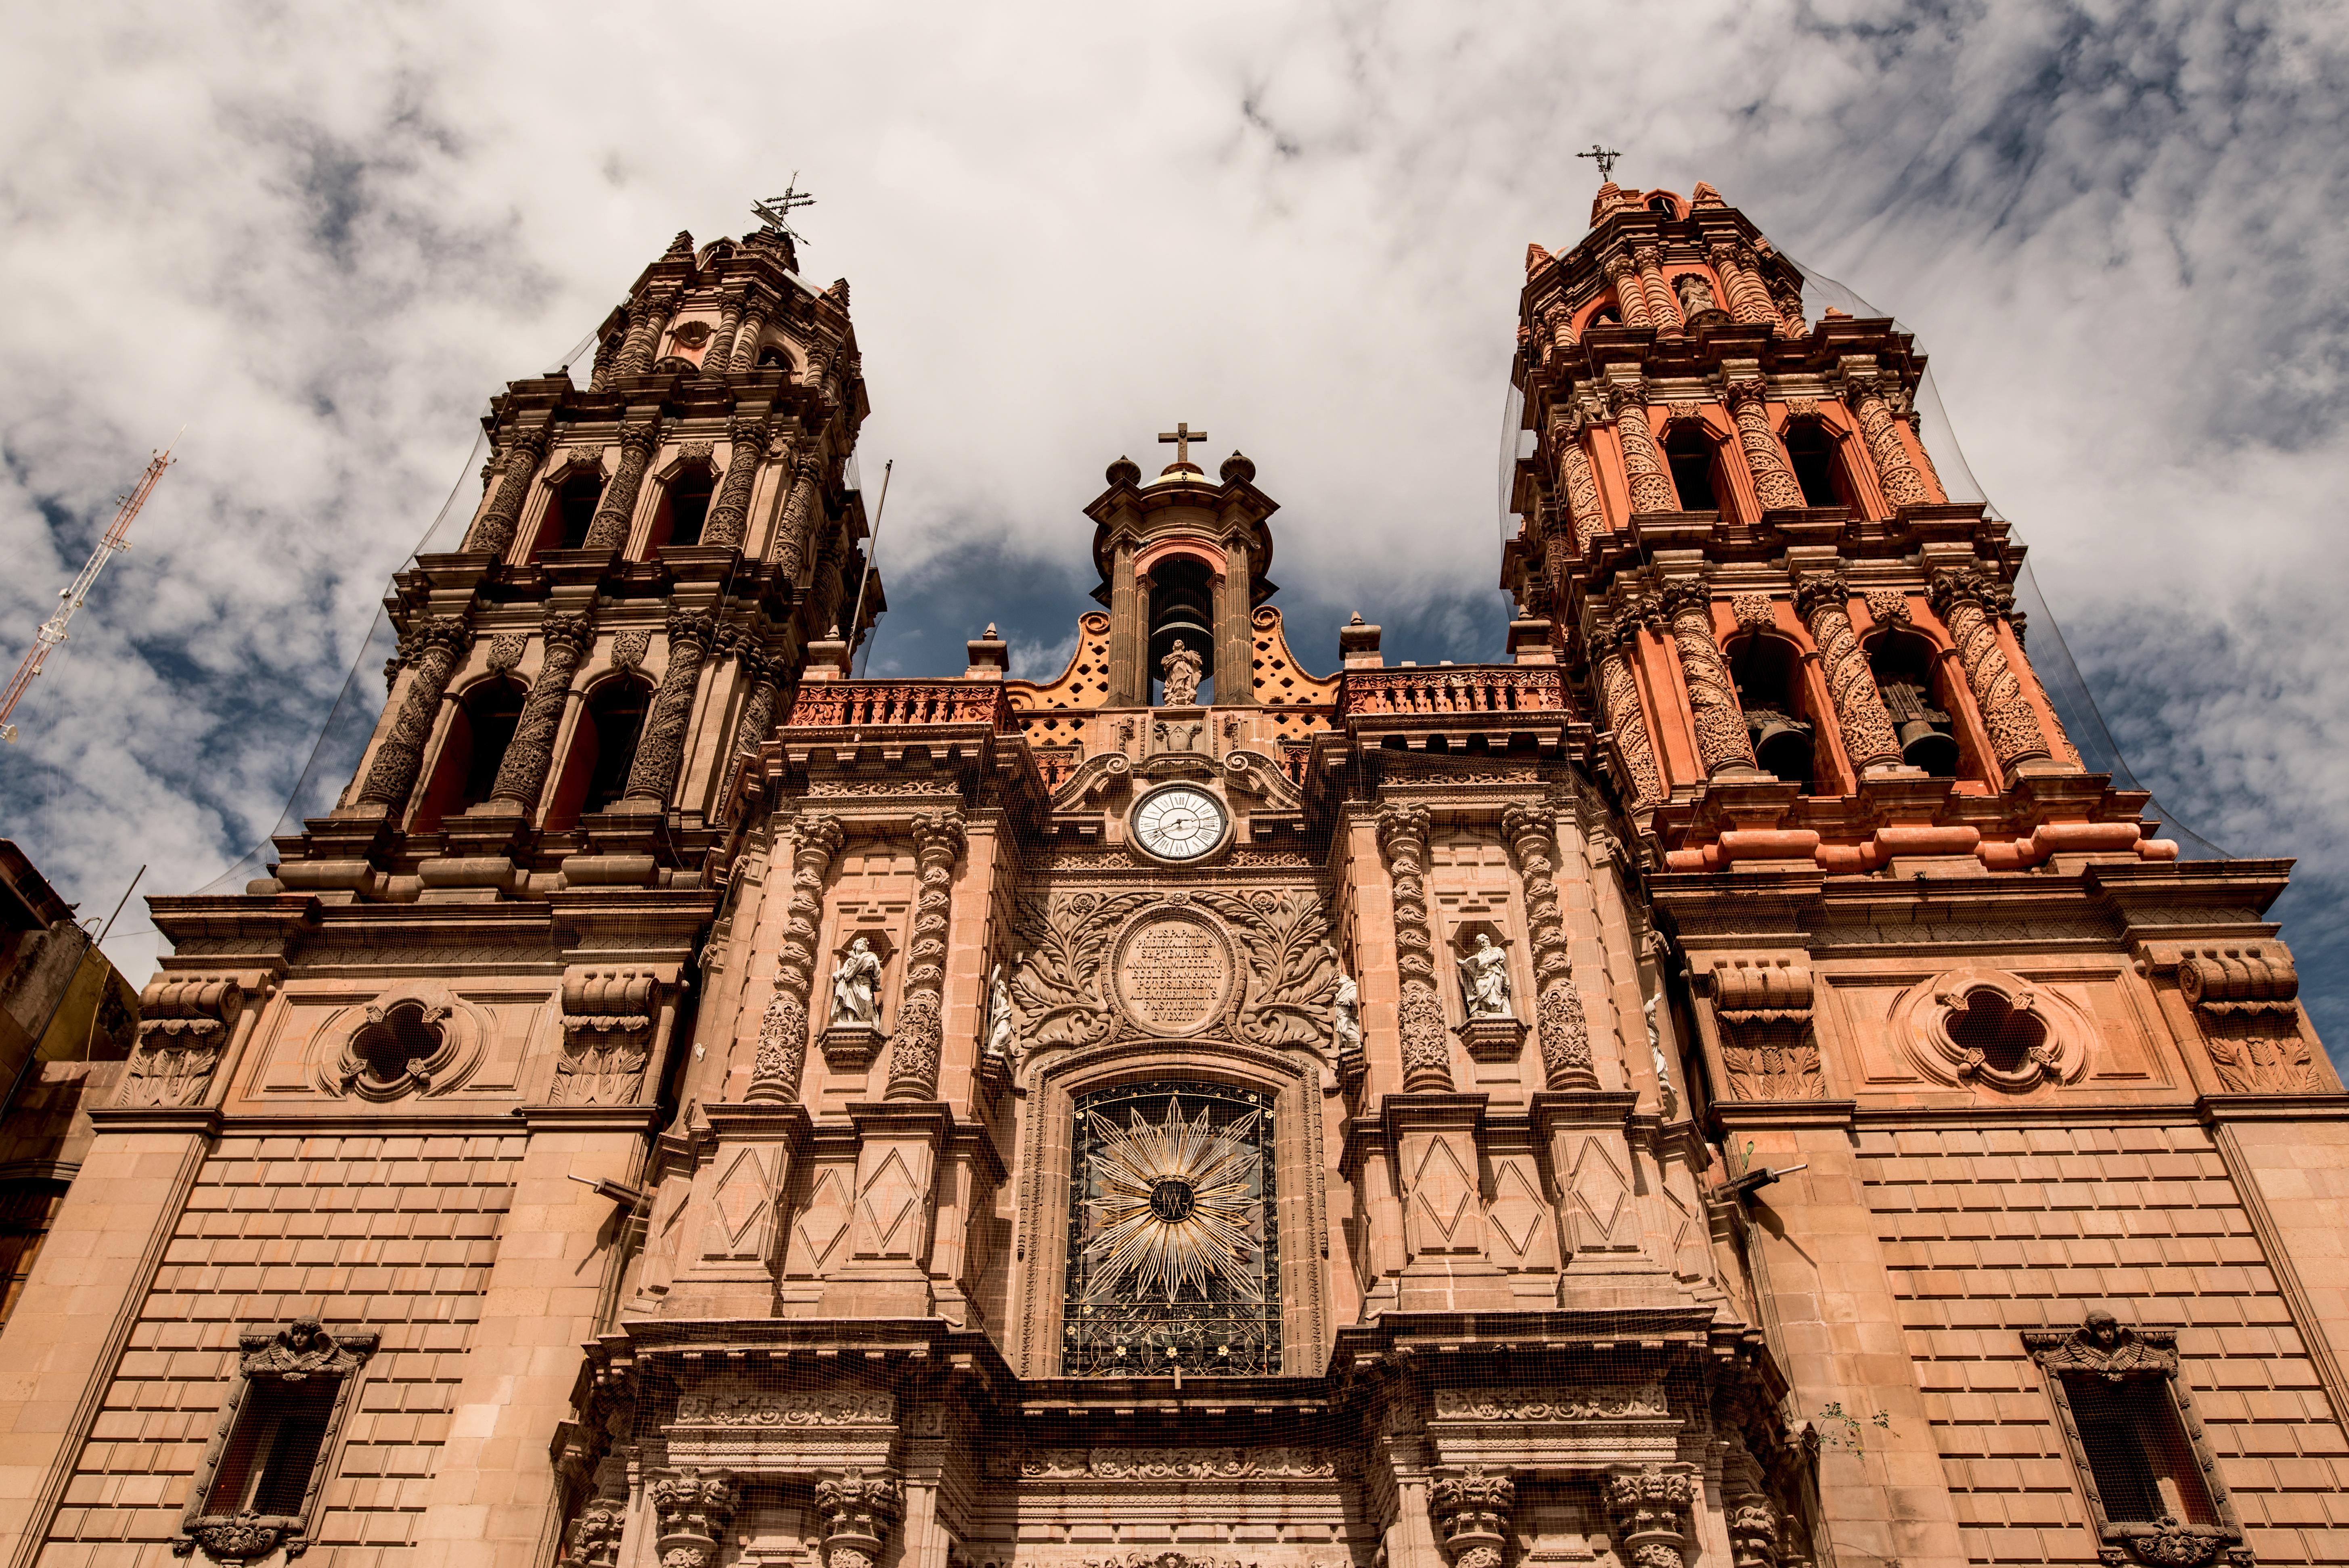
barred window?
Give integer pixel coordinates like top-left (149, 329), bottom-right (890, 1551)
top-left (1062, 1080), bottom-right (1278, 1377)
top-left (2060, 1376), bottom-right (2215, 1527)
top-left (205, 1377), bottom-right (339, 1518)
top-left (176, 1319), bottom-right (376, 1564)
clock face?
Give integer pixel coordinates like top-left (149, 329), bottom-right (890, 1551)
top-left (1131, 785), bottom-right (1228, 862)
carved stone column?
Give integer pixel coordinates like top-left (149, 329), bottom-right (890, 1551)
top-left (716, 647), bottom-right (781, 810)
top-left (1378, 804), bottom-right (1451, 1092)
top-left (1215, 518), bottom-right (1256, 705)
top-left (1503, 806), bottom-right (1598, 1091)
top-left (1726, 379), bottom-right (1805, 511)
top-left (1659, 583), bottom-right (1759, 777)
top-left (1606, 1465), bottom-right (1698, 1568)
top-left (770, 451), bottom-right (824, 576)
top-left (1723, 1440), bottom-right (1782, 1568)
top-left (1929, 569), bottom-right (2051, 772)
top-left (886, 811), bottom-right (967, 1101)
top-left (1430, 1468), bottom-right (1516, 1568)
top-left (749, 814), bottom-right (844, 1101)
top-left (1610, 386), bottom-right (1679, 515)
top-left (647, 1471), bottom-right (739, 1568)
top-left (356, 617), bottom-right (468, 810)
top-left (613, 283), bottom-right (679, 377)
top-left (1593, 616), bottom-right (1664, 809)
top-left (490, 611), bottom-right (593, 808)
top-left (1104, 514), bottom-right (1143, 703)
top-left (1710, 242), bottom-right (1779, 329)
top-left (1794, 574), bottom-right (1902, 770)
top-left (700, 413), bottom-right (769, 551)
top-left (1604, 253), bottom-right (1653, 330)
top-left (582, 419), bottom-right (657, 552)
top-left (1841, 370), bottom-right (1930, 509)
top-left (461, 423), bottom-right (550, 557)
top-left (1558, 427), bottom-right (1608, 554)
top-left (699, 291), bottom-right (746, 379)
top-left (815, 1470), bottom-right (902, 1568)
top-left (622, 609), bottom-right (717, 804)
top-left (728, 291), bottom-right (773, 375)
top-left (1634, 245), bottom-right (1683, 336)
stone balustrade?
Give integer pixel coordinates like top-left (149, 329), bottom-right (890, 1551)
top-left (785, 680), bottom-right (1013, 730)
top-left (1341, 666), bottom-right (1564, 717)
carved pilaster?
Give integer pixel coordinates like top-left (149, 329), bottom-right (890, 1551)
top-left (815, 1469), bottom-right (902, 1568)
top-left (886, 811), bottom-right (967, 1101)
top-left (647, 1471), bottom-right (739, 1568)
top-left (1794, 574), bottom-right (1901, 770)
top-left (490, 611), bottom-right (593, 806)
top-left (582, 420), bottom-right (658, 552)
top-left (1841, 371), bottom-right (1930, 509)
top-left (1928, 569), bottom-right (2051, 772)
top-left (1430, 1468), bottom-right (1517, 1568)
top-left (1606, 1465), bottom-right (1698, 1568)
top-left (622, 609), bottom-right (718, 803)
top-left (1658, 584), bottom-right (1757, 776)
top-left (1503, 806), bottom-right (1597, 1090)
top-left (700, 292), bottom-right (746, 379)
top-left (1378, 804), bottom-right (1450, 1091)
top-left (356, 616), bottom-right (467, 810)
top-left (1604, 253), bottom-right (1653, 331)
top-left (700, 414), bottom-right (769, 551)
top-left (1610, 385), bottom-right (1678, 515)
top-left (767, 452), bottom-right (823, 577)
top-left (1726, 379), bottom-right (1805, 511)
top-left (1633, 245), bottom-right (1682, 336)
top-left (462, 423), bottom-right (550, 557)
top-left (748, 818), bottom-right (844, 1101)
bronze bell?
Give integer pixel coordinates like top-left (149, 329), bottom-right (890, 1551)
top-left (1750, 712), bottom-right (1814, 783)
top-left (1899, 718), bottom-right (1960, 777)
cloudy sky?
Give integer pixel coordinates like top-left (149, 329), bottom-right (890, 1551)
top-left (3, 2), bottom-right (2345, 1054)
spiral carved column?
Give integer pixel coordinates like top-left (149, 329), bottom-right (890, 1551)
top-left (621, 609), bottom-right (717, 803)
top-left (1710, 242), bottom-right (1780, 330)
top-left (1929, 569), bottom-right (2052, 772)
top-left (612, 283), bottom-right (679, 377)
top-left (1794, 574), bottom-right (1902, 770)
top-left (1604, 253), bottom-right (1653, 330)
top-left (489, 611), bottom-right (593, 807)
top-left (356, 617), bottom-right (468, 811)
top-left (461, 424), bottom-right (550, 557)
top-left (1559, 429), bottom-right (1608, 554)
top-left (1660, 583), bottom-right (1759, 776)
top-left (1610, 386), bottom-right (1679, 515)
top-left (1594, 616), bottom-right (1664, 810)
top-left (1634, 245), bottom-right (1683, 336)
top-left (748, 815), bottom-right (844, 1102)
top-left (729, 291), bottom-right (773, 374)
top-left (581, 420), bottom-right (658, 552)
top-left (771, 452), bottom-right (824, 576)
top-left (1431, 1469), bottom-right (1517, 1568)
top-left (1377, 804), bottom-right (1452, 1091)
top-left (700, 414), bottom-right (768, 551)
top-left (886, 811), bottom-right (966, 1101)
top-left (1503, 805), bottom-right (1597, 1090)
top-left (699, 292), bottom-right (745, 379)
top-left (1726, 379), bottom-right (1805, 512)
top-left (716, 647), bottom-right (781, 809)
top-left (1842, 371), bottom-right (1930, 509)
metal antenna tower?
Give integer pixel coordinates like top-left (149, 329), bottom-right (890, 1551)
top-left (0, 439), bottom-right (176, 743)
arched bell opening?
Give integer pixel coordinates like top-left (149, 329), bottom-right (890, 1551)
top-left (1784, 419), bottom-right (1859, 511)
top-left (1662, 425), bottom-right (1723, 513)
top-left (1147, 555), bottom-right (1217, 704)
top-left (544, 676), bottom-right (650, 828)
top-left (537, 469), bottom-right (605, 556)
top-left (1867, 628), bottom-right (1968, 780)
top-left (412, 676), bottom-right (526, 831)
top-left (1728, 636), bottom-right (1821, 791)
top-left (646, 464), bottom-right (716, 556)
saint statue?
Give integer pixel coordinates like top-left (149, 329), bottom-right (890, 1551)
top-left (1159, 638), bottom-right (1203, 706)
top-left (1456, 933), bottom-right (1514, 1019)
top-left (1646, 991), bottom-right (1678, 1118)
top-left (1325, 944), bottom-right (1361, 1059)
top-left (830, 936), bottom-right (884, 1030)
top-left (985, 962), bottom-right (1017, 1063)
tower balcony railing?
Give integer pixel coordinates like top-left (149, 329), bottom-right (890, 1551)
top-left (786, 680), bottom-right (1016, 731)
top-left (1338, 666), bottom-right (1565, 717)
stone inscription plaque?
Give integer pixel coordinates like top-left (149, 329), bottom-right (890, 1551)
top-left (1113, 913), bottom-right (1233, 1035)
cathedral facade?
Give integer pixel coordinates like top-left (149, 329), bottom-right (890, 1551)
top-left (1, 183), bottom-right (2343, 1568)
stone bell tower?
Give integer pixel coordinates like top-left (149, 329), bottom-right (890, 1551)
top-left (1508, 177), bottom-right (2348, 1568)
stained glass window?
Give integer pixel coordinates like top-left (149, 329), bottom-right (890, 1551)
top-left (1063, 1080), bottom-right (1279, 1377)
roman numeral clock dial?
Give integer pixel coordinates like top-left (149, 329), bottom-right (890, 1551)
top-left (1130, 785), bottom-right (1228, 862)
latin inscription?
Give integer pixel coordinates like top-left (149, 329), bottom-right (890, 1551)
top-left (1115, 917), bottom-right (1230, 1033)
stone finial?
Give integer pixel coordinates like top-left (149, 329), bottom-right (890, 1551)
top-left (660, 230), bottom-right (695, 261)
top-left (1690, 181), bottom-right (1727, 208)
top-left (1526, 241), bottom-right (1554, 275)
top-left (965, 622), bottom-right (1010, 680)
top-left (1220, 450), bottom-right (1257, 484)
top-left (1340, 613), bottom-right (1383, 669)
top-left (1105, 454), bottom-right (1142, 487)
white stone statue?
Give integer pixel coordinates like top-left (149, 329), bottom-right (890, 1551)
top-left (1646, 991), bottom-right (1678, 1117)
top-left (1326, 944), bottom-right (1361, 1057)
top-left (1159, 638), bottom-right (1203, 706)
top-left (830, 936), bottom-right (884, 1030)
top-left (985, 962), bottom-right (1017, 1063)
top-left (1457, 932), bottom-right (1514, 1019)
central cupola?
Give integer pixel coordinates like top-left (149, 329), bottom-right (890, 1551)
top-left (1084, 424), bottom-right (1279, 706)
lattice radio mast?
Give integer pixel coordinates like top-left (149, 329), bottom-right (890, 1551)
top-left (0, 439), bottom-right (176, 743)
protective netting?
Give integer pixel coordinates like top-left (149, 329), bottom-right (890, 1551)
top-left (1496, 260), bottom-right (2229, 858)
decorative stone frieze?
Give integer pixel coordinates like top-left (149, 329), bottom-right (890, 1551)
top-left (1378, 804), bottom-right (1451, 1091)
top-left (885, 810), bottom-right (966, 1100)
top-left (749, 814), bottom-right (844, 1101)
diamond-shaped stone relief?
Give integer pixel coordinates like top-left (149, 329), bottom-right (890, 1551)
top-left (1486, 1156), bottom-right (1549, 1264)
top-left (1406, 1135), bottom-right (1478, 1252)
top-left (1568, 1136), bottom-right (1632, 1250)
top-left (857, 1147), bottom-right (923, 1258)
top-left (711, 1147), bottom-right (772, 1255)
top-left (795, 1168), bottom-right (852, 1272)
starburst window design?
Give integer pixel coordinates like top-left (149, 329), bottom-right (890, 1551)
top-left (1063, 1081), bottom-right (1279, 1377)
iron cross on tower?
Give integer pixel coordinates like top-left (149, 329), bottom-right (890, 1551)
top-left (752, 175), bottom-right (817, 242)
top-left (1158, 422), bottom-right (1208, 467)
top-left (1577, 144), bottom-right (1621, 181)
